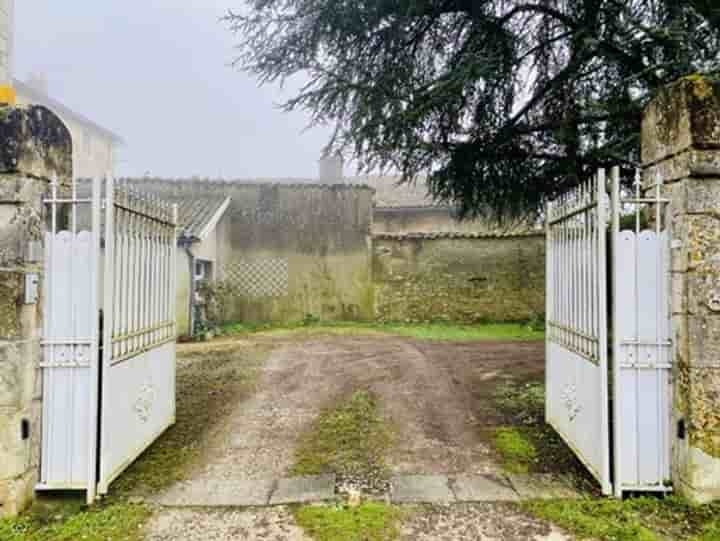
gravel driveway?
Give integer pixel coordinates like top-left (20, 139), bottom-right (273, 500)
top-left (145, 333), bottom-right (562, 540)
top-left (180, 334), bottom-right (544, 483)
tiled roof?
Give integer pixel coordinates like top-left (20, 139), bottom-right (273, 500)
top-left (120, 177), bottom-right (374, 191)
top-left (165, 195), bottom-right (230, 240)
top-left (123, 176), bottom-right (429, 206)
top-left (373, 231), bottom-right (544, 240)
top-left (347, 175), bottom-right (441, 208)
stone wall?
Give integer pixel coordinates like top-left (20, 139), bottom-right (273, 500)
top-left (372, 233), bottom-right (545, 323)
top-left (642, 76), bottom-right (720, 502)
top-left (126, 179), bottom-right (375, 323)
top-left (0, 104), bottom-right (72, 515)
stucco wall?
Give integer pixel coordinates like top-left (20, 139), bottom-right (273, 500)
top-left (127, 180), bottom-right (375, 323)
top-left (214, 212), bottom-right (232, 279)
top-left (373, 234), bottom-right (545, 323)
top-left (193, 227), bottom-right (217, 263)
top-left (216, 183), bottom-right (374, 322)
top-left (175, 249), bottom-right (191, 337)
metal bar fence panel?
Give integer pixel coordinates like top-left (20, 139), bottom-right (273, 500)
top-left (97, 178), bottom-right (177, 495)
top-left (546, 170), bottom-right (612, 495)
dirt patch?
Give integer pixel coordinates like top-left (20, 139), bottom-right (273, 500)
top-left (166, 334), bottom-right (545, 488)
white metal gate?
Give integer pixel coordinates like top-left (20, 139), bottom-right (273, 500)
top-left (545, 171), bottom-right (611, 495)
top-left (610, 169), bottom-right (672, 496)
top-left (40, 177), bottom-right (102, 491)
top-left (40, 176), bottom-right (177, 503)
top-left (546, 167), bottom-right (672, 497)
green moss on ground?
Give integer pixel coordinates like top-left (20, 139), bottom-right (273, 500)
top-left (291, 390), bottom-right (393, 480)
top-left (490, 381), bottom-right (592, 489)
top-left (215, 320), bottom-right (545, 342)
top-left (493, 382), bottom-right (720, 540)
top-left (0, 501), bottom-right (149, 541)
top-left (494, 427), bottom-right (538, 474)
top-left (525, 497), bottom-right (720, 541)
top-left (294, 502), bottom-right (402, 541)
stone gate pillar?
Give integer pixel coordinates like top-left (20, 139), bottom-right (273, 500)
top-left (642, 76), bottom-right (720, 503)
top-left (0, 104), bottom-right (72, 516)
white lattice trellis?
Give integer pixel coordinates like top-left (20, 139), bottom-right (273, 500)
top-left (223, 258), bottom-right (289, 297)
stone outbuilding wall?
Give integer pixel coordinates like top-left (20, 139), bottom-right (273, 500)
top-left (372, 233), bottom-right (545, 323)
top-left (642, 76), bottom-right (720, 502)
top-left (0, 104), bottom-right (72, 515)
top-left (127, 179), bottom-right (376, 324)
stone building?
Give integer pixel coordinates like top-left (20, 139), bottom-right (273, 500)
top-left (313, 155), bottom-right (536, 235)
top-left (172, 195), bottom-right (231, 337)
top-left (125, 178), bottom-right (375, 330)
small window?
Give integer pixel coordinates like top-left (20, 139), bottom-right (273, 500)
top-left (194, 260), bottom-right (212, 281)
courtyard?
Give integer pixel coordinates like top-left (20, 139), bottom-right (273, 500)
top-left (5, 323), bottom-right (720, 541)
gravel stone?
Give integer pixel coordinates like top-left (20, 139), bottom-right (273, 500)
top-left (145, 507), bottom-right (311, 541)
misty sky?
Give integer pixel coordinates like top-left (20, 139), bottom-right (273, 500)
top-left (15, 1), bottom-right (332, 179)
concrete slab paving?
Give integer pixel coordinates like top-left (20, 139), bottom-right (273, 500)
top-left (157, 479), bottom-right (276, 507)
top-left (507, 474), bottom-right (581, 500)
top-left (269, 475), bottom-right (336, 505)
top-left (391, 475), bottom-right (455, 503)
top-left (451, 474), bottom-right (519, 502)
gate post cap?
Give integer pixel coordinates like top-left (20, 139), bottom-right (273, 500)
top-left (642, 76), bottom-right (720, 166)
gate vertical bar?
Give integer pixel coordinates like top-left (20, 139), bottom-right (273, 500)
top-left (99, 175), bottom-right (115, 497)
top-left (86, 176), bottom-right (102, 504)
top-left (171, 203), bottom-right (178, 422)
top-left (610, 166), bottom-right (623, 498)
top-left (545, 201), bottom-right (553, 425)
top-left (597, 169), bottom-right (611, 495)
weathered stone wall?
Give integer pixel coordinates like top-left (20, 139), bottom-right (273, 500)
top-left (642, 76), bottom-right (720, 503)
top-left (372, 233), bottom-right (545, 323)
top-left (125, 179), bottom-right (375, 323)
top-left (0, 104), bottom-right (72, 515)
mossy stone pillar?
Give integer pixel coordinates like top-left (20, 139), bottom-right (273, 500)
top-left (642, 77), bottom-right (720, 503)
top-left (0, 104), bottom-right (72, 516)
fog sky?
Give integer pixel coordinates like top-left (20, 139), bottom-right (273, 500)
top-left (15, 1), bottom-right (332, 179)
